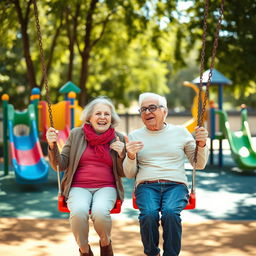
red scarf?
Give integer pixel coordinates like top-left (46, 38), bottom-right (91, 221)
top-left (83, 123), bottom-right (115, 159)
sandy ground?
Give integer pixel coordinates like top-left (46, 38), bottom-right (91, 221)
top-left (1, 151), bottom-right (256, 256)
top-left (0, 218), bottom-right (256, 256)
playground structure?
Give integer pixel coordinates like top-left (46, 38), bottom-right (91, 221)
top-left (2, 78), bottom-right (256, 186)
top-left (39, 100), bottom-right (71, 150)
top-left (4, 98), bottom-right (48, 184)
top-left (191, 68), bottom-right (256, 170)
top-left (1, 82), bottom-right (83, 184)
top-left (182, 81), bottom-right (208, 133)
top-left (211, 106), bottom-right (256, 170)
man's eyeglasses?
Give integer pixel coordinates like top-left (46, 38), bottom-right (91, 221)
top-left (139, 104), bottom-right (164, 114)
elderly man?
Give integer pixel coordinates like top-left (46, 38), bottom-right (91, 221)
top-left (123, 92), bottom-right (209, 256)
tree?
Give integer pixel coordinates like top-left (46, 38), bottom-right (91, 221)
top-left (186, 0), bottom-right (256, 107)
top-left (0, 0), bottom-right (66, 107)
top-left (12, 0), bottom-right (36, 90)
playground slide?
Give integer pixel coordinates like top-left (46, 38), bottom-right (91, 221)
top-left (182, 81), bottom-right (208, 133)
top-left (216, 109), bottom-right (256, 170)
top-left (74, 100), bottom-right (83, 127)
top-left (7, 104), bottom-right (49, 184)
top-left (183, 118), bottom-right (197, 133)
top-left (39, 101), bottom-right (70, 150)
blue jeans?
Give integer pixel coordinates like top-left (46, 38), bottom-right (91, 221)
top-left (135, 182), bottom-right (189, 256)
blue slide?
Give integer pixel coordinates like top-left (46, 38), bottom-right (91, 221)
top-left (8, 104), bottom-right (49, 184)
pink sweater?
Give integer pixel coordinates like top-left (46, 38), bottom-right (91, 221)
top-left (71, 144), bottom-right (116, 188)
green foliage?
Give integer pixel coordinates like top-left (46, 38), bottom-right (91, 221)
top-left (186, 0), bottom-right (256, 108)
top-left (166, 65), bottom-right (199, 111)
top-left (1, 0), bottom-right (256, 111)
top-left (0, 0), bottom-right (175, 108)
top-left (86, 17), bottom-right (170, 107)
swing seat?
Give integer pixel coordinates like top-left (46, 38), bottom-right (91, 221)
top-left (58, 195), bottom-right (70, 213)
top-left (58, 195), bottom-right (122, 214)
top-left (184, 192), bottom-right (196, 210)
top-left (132, 192), bottom-right (196, 210)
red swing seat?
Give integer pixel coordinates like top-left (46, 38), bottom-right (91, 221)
top-left (132, 192), bottom-right (196, 210)
top-left (58, 195), bottom-right (122, 214)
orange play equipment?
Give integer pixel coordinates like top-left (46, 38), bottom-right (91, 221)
top-left (182, 81), bottom-right (208, 133)
top-left (34, 90), bottom-right (82, 151)
top-left (73, 100), bottom-right (83, 127)
top-left (39, 100), bottom-right (71, 150)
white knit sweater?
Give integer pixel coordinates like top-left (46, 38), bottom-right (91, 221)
top-left (123, 124), bottom-right (209, 187)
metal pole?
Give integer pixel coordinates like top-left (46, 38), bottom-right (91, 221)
top-left (218, 84), bottom-right (223, 167)
top-left (57, 165), bottom-right (62, 195)
top-left (2, 95), bottom-right (9, 175)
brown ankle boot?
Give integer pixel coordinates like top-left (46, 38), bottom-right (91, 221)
top-left (100, 241), bottom-right (114, 256)
top-left (79, 245), bottom-right (94, 256)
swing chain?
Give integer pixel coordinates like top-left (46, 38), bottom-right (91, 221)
top-left (199, 0), bottom-right (225, 127)
top-left (32, 0), bottom-right (60, 174)
top-left (194, 0), bottom-right (225, 164)
top-left (32, 0), bottom-right (54, 128)
top-left (197, 0), bottom-right (210, 130)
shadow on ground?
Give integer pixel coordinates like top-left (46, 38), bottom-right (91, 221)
top-left (0, 165), bottom-right (68, 219)
top-left (0, 153), bottom-right (256, 220)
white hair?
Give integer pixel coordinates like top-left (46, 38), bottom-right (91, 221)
top-left (80, 96), bottom-right (120, 127)
top-left (138, 92), bottom-right (168, 119)
top-left (138, 92), bottom-right (167, 108)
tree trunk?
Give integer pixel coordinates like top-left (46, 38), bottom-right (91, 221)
top-left (78, 0), bottom-right (99, 106)
top-left (79, 48), bottom-right (90, 106)
top-left (40, 15), bottom-right (63, 88)
top-left (22, 27), bottom-right (37, 90)
top-left (14, 0), bottom-right (37, 90)
top-left (67, 37), bottom-right (75, 81)
top-left (66, 3), bottom-right (80, 82)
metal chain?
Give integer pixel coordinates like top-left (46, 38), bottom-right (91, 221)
top-left (32, 0), bottom-right (60, 189)
top-left (32, 0), bottom-right (54, 128)
top-left (197, 0), bottom-right (209, 129)
top-left (194, 0), bottom-right (225, 164)
top-left (199, 0), bottom-right (225, 127)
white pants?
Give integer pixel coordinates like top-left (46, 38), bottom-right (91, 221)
top-left (67, 187), bottom-right (117, 249)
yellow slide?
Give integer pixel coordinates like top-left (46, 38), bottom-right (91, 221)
top-left (74, 100), bottom-right (83, 127)
top-left (182, 81), bottom-right (208, 133)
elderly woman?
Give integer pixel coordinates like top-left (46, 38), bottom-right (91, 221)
top-left (46, 96), bottom-right (125, 256)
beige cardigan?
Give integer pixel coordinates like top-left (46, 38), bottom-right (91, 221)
top-left (48, 127), bottom-right (125, 201)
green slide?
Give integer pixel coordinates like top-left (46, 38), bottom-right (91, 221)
top-left (215, 109), bottom-right (256, 170)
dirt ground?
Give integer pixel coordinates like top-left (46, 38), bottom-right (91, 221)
top-left (0, 218), bottom-right (255, 256)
